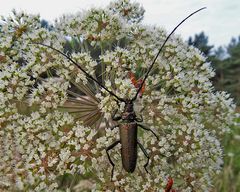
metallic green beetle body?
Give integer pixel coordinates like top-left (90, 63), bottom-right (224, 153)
top-left (106, 100), bottom-right (154, 178)
top-left (120, 101), bottom-right (138, 172)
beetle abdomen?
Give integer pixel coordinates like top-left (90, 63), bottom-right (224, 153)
top-left (119, 122), bottom-right (138, 173)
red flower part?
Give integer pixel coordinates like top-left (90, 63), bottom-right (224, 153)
top-left (128, 71), bottom-right (137, 86)
top-left (128, 71), bottom-right (145, 97)
top-left (165, 177), bottom-right (174, 192)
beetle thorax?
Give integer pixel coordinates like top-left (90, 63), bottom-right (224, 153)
top-left (122, 100), bottom-right (136, 121)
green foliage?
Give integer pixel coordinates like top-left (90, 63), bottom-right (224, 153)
top-left (214, 115), bottom-right (240, 192)
top-left (212, 36), bottom-right (240, 105)
top-left (228, 36), bottom-right (240, 59)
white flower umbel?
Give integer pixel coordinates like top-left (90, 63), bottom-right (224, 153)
top-left (0, 0), bottom-right (236, 191)
top-left (29, 77), bottom-right (69, 110)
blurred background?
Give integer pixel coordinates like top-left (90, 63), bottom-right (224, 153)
top-left (1, 0), bottom-right (239, 191)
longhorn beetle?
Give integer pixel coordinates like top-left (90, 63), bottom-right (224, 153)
top-left (34, 7), bottom-right (206, 180)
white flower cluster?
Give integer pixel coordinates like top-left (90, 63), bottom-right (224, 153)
top-left (0, 111), bottom-right (100, 191)
top-left (55, 8), bottom-right (125, 47)
top-left (108, 0), bottom-right (145, 23)
top-left (0, 0), bottom-right (237, 191)
top-left (28, 78), bottom-right (69, 112)
top-left (71, 52), bottom-right (97, 84)
top-left (55, 12), bottom-right (84, 36)
top-left (99, 47), bottom-right (138, 98)
top-left (0, 62), bottom-right (34, 101)
top-left (82, 8), bottom-right (124, 43)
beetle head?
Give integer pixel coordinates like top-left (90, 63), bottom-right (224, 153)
top-left (124, 99), bottom-right (134, 112)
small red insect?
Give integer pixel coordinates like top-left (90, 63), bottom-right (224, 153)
top-left (165, 177), bottom-right (176, 192)
top-left (128, 71), bottom-right (145, 97)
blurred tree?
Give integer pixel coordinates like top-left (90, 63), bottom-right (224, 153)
top-left (40, 19), bottom-right (53, 30)
top-left (224, 37), bottom-right (240, 104)
top-left (228, 36), bottom-right (240, 60)
top-left (214, 46), bottom-right (226, 60)
top-left (188, 31), bottom-right (214, 56)
top-left (212, 36), bottom-right (240, 105)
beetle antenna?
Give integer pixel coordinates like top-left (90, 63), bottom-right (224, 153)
top-left (32, 42), bottom-right (125, 102)
top-left (131, 7), bottom-right (206, 101)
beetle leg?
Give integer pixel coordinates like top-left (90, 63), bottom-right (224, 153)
top-left (138, 124), bottom-right (159, 140)
top-left (137, 140), bottom-right (150, 174)
top-left (135, 114), bottom-right (143, 122)
top-left (112, 115), bottom-right (121, 121)
top-left (106, 140), bottom-right (120, 180)
top-left (112, 109), bottom-right (121, 121)
top-left (110, 124), bottom-right (119, 130)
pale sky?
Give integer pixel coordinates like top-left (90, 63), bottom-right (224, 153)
top-left (0, 0), bottom-right (239, 47)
